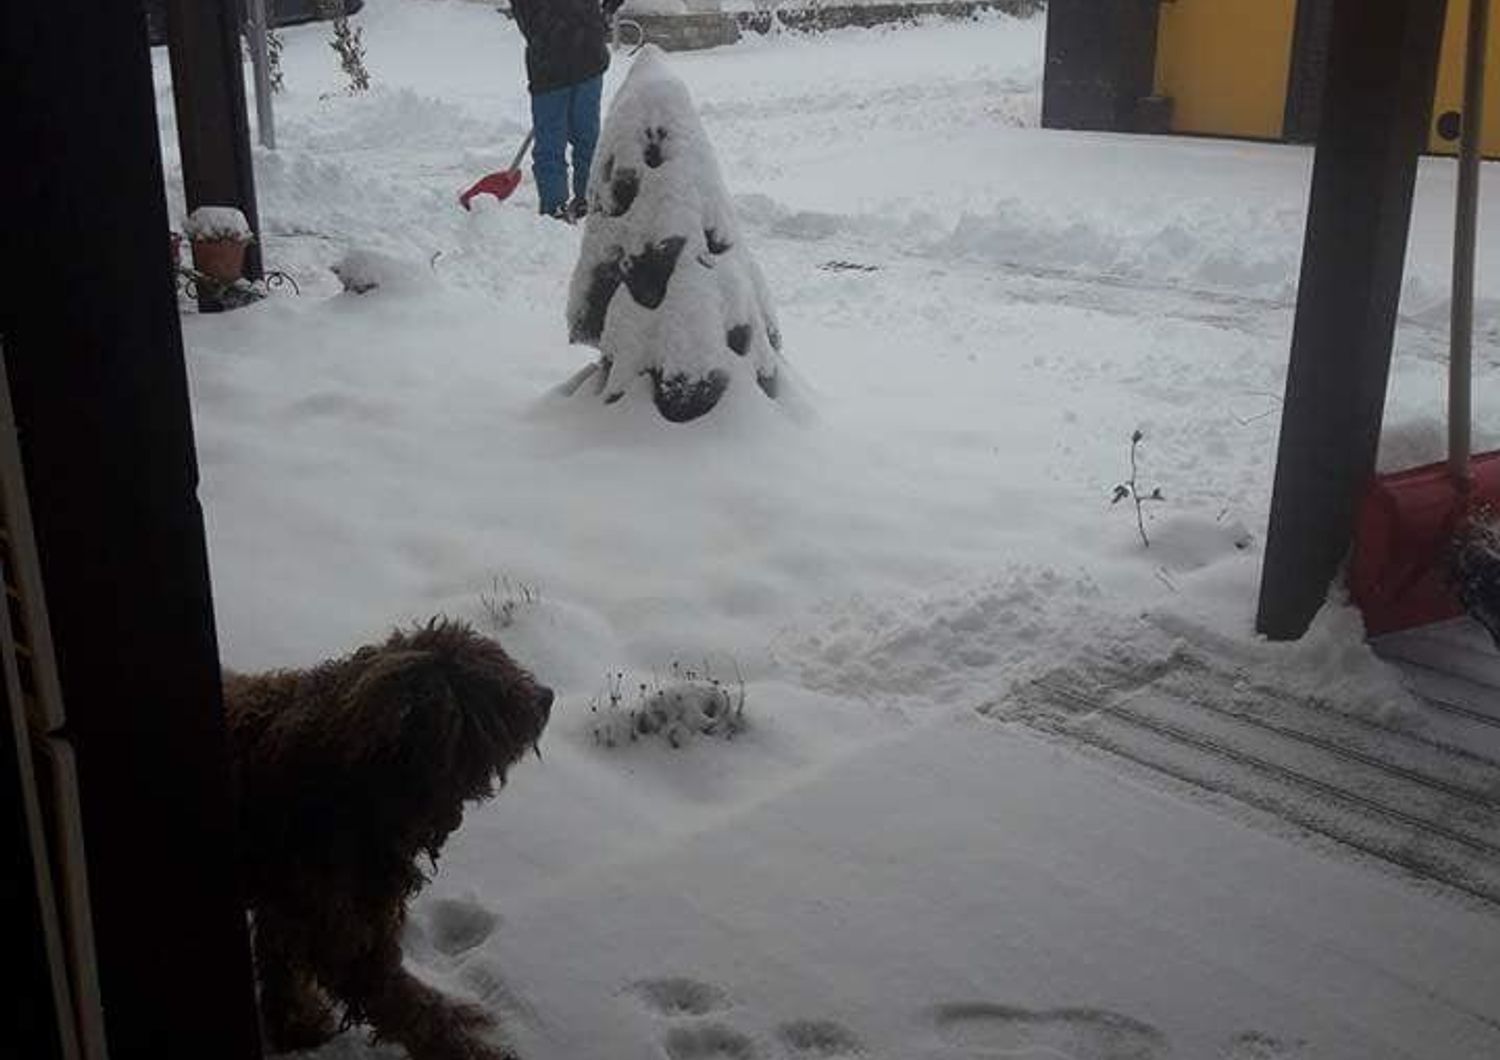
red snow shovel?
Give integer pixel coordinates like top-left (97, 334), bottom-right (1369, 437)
top-left (1349, 0), bottom-right (1500, 636)
top-left (459, 130), bottom-right (535, 211)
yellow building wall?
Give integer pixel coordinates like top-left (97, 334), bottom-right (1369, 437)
top-left (1155, 0), bottom-right (1300, 140)
top-left (1428, 0), bottom-right (1500, 156)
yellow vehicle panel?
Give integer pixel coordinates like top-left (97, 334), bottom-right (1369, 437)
top-left (1155, 0), bottom-right (1300, 141)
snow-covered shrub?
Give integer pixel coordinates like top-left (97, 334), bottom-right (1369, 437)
top-left (590, 663), bottom-right (747, 749)
top-left (316, 0), bottom-right (370, 93)
top-left (564, 47), bottom-right (790, 423)
top-left (268, 28), bottom-right (285, 93)
top-left (330, 248), bottom-right (434, 296)
top-left (184, 206), bottom-right (253, 244)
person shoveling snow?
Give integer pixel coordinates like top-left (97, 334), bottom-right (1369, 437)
top-left (509, 0), bottom-right (624, 220)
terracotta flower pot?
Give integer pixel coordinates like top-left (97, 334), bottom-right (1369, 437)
top-left (191, 237), bottom-right (248, 284)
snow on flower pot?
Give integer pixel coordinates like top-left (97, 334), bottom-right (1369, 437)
top-left (184, 205), bottom-right (254, 284)
top-left (563, 46), bottom-right (795, 424)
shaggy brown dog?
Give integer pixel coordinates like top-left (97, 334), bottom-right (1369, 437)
top-left (224, 618), bottom-right (552, 1060)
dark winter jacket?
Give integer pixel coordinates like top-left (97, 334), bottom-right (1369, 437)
top-left (510, 0), bottom-right (624, 95)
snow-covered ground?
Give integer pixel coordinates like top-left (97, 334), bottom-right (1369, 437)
top-left (151, 4), bottom-right (1500, 1057)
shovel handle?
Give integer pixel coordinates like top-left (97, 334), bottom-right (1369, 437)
top-left (1451, 0), bottom-right (1490, 483)
top-left (509, 130), bottom-right (535, 172)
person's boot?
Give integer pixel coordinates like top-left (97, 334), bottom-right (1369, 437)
top-left (568, 197), bottom-right (589, 222)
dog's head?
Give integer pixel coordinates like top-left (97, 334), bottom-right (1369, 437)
top-left (337, 618), bottom-right (553, 860)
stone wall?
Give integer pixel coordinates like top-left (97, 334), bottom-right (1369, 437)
top-left (616, 0), bottom-right (1042, 54)
top-left (617, 11), bottom-right (743, 53)
top-left (738, 0), bottom-right (1041, 36)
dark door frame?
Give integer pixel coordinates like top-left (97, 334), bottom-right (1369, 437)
top-left (0, 1), bottom-right (264, 1055)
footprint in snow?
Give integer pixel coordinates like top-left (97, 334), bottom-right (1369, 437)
top-left (424, 895), bottom-right (501, 957)
top-left (932, 1002), bottom-right (1168, 1059)
top-left (776, 1018), bottom-right (867, 1056)
top-left (633, 976), bottom-right (735, 1018)
top-left (631, 975), bottom-right (865, 1060)
top-left (663, 1022), bottom-right (759, 1060)
top-left (456, 956), bottom-right (542, 1032)
top-left (1220, 1031), bottom-right (1306, 1059)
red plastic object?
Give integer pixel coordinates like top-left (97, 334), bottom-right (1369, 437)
top-left (458, 168), bottom-right (523, 211)
top-left (1349, 450), bottom-right (1500, 635)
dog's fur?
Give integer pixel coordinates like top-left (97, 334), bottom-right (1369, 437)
top-left (224, 618), bottom-right (552, 1060)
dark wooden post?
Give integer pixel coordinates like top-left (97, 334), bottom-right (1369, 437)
top-left (1256, 0), bottom-right (1451, 640)
top-left (0, 1), bottom-right (263, 1057)
top-left (1283, 0), bottom-right (1338, 143)
top-left (165, 0), bottom-right (265, 284)
top-left (1042, 0), bottom-right (1162, 133)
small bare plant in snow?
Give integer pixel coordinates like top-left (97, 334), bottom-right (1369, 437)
top-left (479, 574), bottom-right (540, 631)
top-left (590, 660), bottom-right (747, 750)
top-left (1111, 429), bottom-right (1165, 547)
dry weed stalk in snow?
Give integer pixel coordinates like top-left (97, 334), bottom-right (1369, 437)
top-left (1111, 429), bottom-right (1166, 548)
top-left (590, 661), bottom-right (747, 749)
top-left (479, 574), bottom-right (541, 631)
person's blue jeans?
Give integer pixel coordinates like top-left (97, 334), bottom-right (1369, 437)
top-left (530, 74), bottom-right (604, 216)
